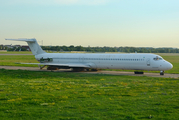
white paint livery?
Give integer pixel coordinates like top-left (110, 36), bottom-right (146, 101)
top-left (5, 38), bottom-right (173, 75)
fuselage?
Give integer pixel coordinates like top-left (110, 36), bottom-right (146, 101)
top-left (5, 38), bottom-right (173, 74)
top-left (35, 53), bottom-right (173, 71)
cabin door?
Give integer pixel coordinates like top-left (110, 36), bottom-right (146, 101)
top-left (146, 58), bottom-right (150, 66)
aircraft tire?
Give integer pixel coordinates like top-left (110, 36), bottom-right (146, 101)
top-left (72, 68), bottom-right (85, 72)
top-left (134, 71), bottom-right (144, 74)
top-left (160, 72), bottom-right (164, 75)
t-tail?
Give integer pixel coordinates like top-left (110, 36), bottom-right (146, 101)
top-left (5, 38), bottom-right (46, 55)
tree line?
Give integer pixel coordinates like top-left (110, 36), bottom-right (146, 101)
top-left (2, 45), bottom-right (179, 53)
top-left (4, 47), bottom-right (27, 51)
top-left (41, 45), bottom-right (179, 53)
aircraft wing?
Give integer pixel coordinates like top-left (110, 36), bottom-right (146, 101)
top-left (16, 62), bottom-right (91, 68)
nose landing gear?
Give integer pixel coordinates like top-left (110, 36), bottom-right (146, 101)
top-left (160, 71), bottom-right (164, 75)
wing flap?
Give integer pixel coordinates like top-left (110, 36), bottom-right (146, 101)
top-left (17, 62), bottom-right (90, 68)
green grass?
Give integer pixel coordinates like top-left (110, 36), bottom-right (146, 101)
top-left (0, 69), bottom-right (179, 119)
top-left (0, 51), bottom-right (32, 54)
top-left (0, 55), bottom-right (37, 67)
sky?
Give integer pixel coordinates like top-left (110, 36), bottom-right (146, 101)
top-left (0, 0), bottom-right (179, 48)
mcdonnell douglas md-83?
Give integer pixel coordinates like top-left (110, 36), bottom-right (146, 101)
top-left (6, 38), bottom-right (173, 75)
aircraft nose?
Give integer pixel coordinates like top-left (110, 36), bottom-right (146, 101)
top-left (167, 62), bottom-right (173, 70)
top-left (169, 63), bottom-right (173, 69)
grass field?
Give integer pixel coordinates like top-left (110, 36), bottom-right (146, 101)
top-left (0, 69), bottom-right (179, 119)
top-left (0, 51), bottom-right (32, 54)
top-left (0, 55), bottom-right (37, 67)
top-left (0, 52), bottom-right (179, 119)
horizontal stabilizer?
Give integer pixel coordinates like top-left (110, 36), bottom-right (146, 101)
top-left (5, 38), bottom-right (36, 42)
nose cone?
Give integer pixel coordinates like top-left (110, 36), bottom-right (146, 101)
top-left (166, 62), bottom-right (173, 70)
top-left (169, 63), bottom-right (173, 69)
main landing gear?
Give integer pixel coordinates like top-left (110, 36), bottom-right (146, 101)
top-left (72, 68), bottom-right (99, 72)
top-left (134, 71), bottom-right (144, 74)
top-left (160, 71), bottom-right (164, 75)
top-left (72, 68), bottom-right (85, 72)
top-left (38, 65), bottom-right (59, 70)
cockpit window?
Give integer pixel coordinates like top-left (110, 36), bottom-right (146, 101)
top-left (153, 56), bottom-right (163, 61)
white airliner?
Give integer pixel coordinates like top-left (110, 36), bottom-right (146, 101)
top-left (6, 38), bottom-right (173, 75)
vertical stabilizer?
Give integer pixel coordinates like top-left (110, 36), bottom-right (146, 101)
top-left (5, 38), bottom-right (46, 55)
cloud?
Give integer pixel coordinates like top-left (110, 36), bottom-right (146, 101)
top-left (4, 0), bottom-right (110, 6)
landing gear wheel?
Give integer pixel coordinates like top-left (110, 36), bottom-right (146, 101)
top-left (160, 71), bottom-right (164, 75)
top-left (91, 69), bottom-right (98, 71)
top-left (72, 68), bottom-right (85, 72)
top-left (134, 71), bottom-right (144, 74)
top-left (47, 67), bottom-right (58, 70)
top-left (85, 69), bottom-right (90, 71)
